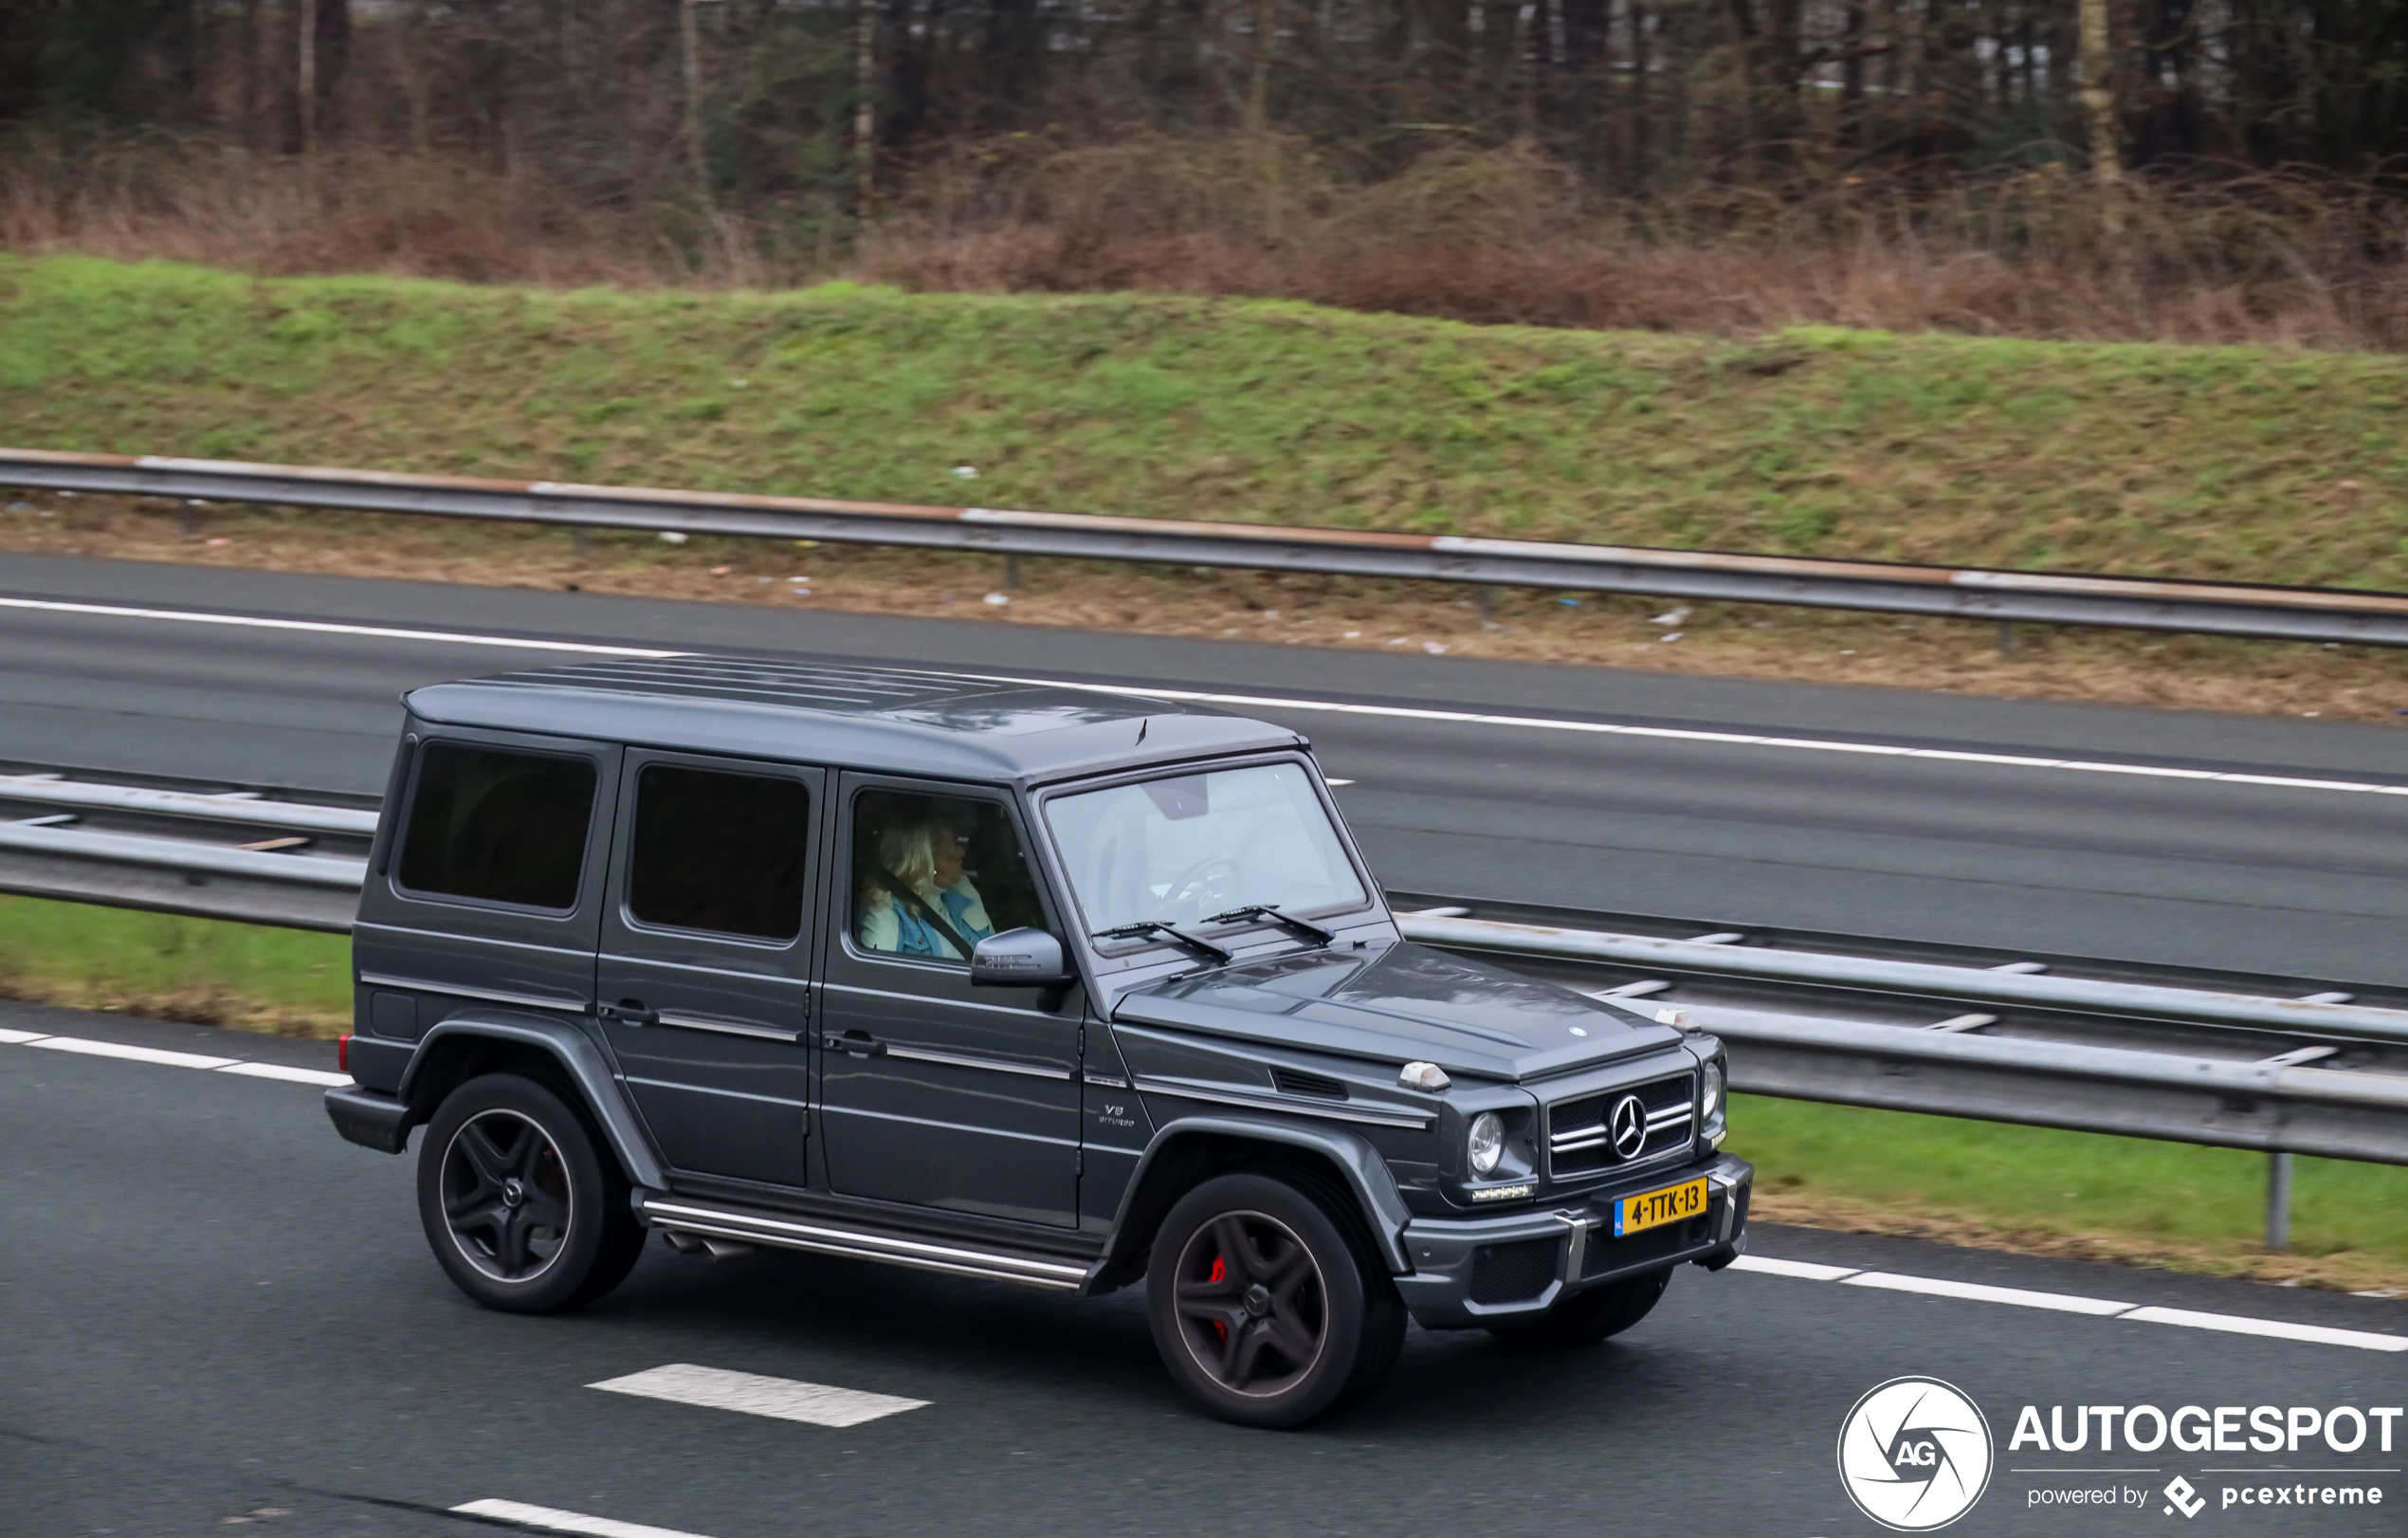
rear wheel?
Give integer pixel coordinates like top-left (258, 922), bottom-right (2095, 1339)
top-left (1147, 1171), bottom-right (1404, 1429)
top-left (416, 1073), bottom-right (641, 1314)
top-left (1485, 1266), bottom-right (1671, 1348)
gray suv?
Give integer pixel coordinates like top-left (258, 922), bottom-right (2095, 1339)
top-left (326, 657), bottom-right (1751, 1427)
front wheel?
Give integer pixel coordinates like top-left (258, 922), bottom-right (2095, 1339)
top-left (1485, 1266), bottom-right (1671, 1348)
top-left (416, 1073), bottom-right (642, 1314)
top-left (1147, 1171), bottom-right (1404, 1429)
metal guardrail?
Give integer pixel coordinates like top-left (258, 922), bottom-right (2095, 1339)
top-left (8, 769), bottom-right (2402, 1245)
top-left (10, 448), bottom-right (2408, 646)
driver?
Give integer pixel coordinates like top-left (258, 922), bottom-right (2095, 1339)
top-left (856, 815), bottom-right (994, 960)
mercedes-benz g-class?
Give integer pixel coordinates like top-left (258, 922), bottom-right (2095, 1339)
top-left (325, 657), bottom-right (1751, 1426)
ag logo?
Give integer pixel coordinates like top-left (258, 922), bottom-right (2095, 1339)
top-left (1836, 1377), bottom-right (1995, 1531)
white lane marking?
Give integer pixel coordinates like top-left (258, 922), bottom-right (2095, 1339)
top-left (27, 1035), bottom-right (237, 1070)
top-left (588, 1363), bottom-right (928, 1427)
top-left (1725, 1254), bottom-right (1860, 1282)
top-left (0, 596), bottom-right (681, 657)
top-left (975, 674), bottom-right (2408, 800)
top-left (1841, 1270), bottom-right (2135, 1316)
top-left (214, 1060), bottom-right (355, 1086)
top-left (1, 1027), bottom-right (348, 1084)
top-left (2119, 1305), bottom-right (2408, 1352)
top-left (1732, 1253), bottom-right (2408, 1351)
top-left (449, 1499), bottom-right (716, 1538)
top-left (2, 595), bottom-right (2397, 800)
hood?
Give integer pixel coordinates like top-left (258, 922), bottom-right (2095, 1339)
top-left (1108, 940), bottom-right (1684, 1082)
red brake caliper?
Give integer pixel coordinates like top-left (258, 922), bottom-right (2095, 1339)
top-left (1208, 1254), bottom-right (1229, 1344)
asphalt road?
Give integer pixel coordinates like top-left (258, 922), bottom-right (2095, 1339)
top-left (5, 1001), bottom-right (2401, 1538)
top-left (8, 553), bottom-right (2408, 983)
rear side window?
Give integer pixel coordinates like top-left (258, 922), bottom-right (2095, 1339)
top-left (398, 742), bottom-right (596, 909)
top-left (628, 764), bottom-right (812, 941)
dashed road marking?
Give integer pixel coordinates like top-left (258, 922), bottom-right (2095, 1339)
top-left (1728, 1254), bottom-right (2407, 1350)
top-left (450, 1499), bottom-right (716, 1538)
top-left (0, 1028), bottom-right (350, 1086)
top-left (589, 1363), bottom-right (928, 1427)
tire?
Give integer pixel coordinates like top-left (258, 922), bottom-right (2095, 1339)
top-left (1147, 1171), bottom-right (1406, 1429)
top-left (416, 1072), bottom-right (641, 1314)
top-left (1485, 1266), bottom-right (1671, 1349)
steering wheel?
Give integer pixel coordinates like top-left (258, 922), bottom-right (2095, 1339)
top-left (1158, 854), bottom-right (1241, 920)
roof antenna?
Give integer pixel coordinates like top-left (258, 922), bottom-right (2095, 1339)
top-left (1136, 718), bottom-right (1149, 744)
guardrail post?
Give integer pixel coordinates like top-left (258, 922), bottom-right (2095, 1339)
top-left (2265, 1151), bottom-right (2293, 1252)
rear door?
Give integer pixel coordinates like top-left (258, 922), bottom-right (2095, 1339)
top-left (814, 776), bottom-right (1085, 1227)
top-left (593, 752), bottom-right (824, 1191)
top-left (355, 728), bottom-right (615, 1043)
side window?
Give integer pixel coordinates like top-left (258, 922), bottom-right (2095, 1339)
top-left (850, 789), bottom-right (1049, 962)
top-left (627, 763), bottom-right (811, 942)
top-left (397, 742), bottom-right (596, 909)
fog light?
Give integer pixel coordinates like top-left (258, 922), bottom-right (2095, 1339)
top-left (1468, 1110), bottom-right (1505, 1176)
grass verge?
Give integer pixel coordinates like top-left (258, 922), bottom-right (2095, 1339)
top-left (1739, 1095), bottom-right (2408, 1297)
top-left (0, 893), bottom-right (350, 1036)
top-left (6, 254), bottom-right (2408, 590)
top-left (0, 892), bottom-right (2399, 1294)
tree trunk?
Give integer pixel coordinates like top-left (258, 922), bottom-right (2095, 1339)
top-left (855, 0), bottom-right (878, 211)
top-left (2077, 0), bottom-right (2122, 186)
top-left (681, 0), bottom-right (709, 203)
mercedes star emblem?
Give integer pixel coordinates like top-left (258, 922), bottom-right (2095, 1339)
top-left (1609, 1094), bottom-right (1649, 1160)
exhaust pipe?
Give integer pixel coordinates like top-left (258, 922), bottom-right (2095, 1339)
top-left (661, 1228), bottom-right (757, 1262)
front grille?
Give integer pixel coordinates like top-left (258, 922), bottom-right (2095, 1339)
top-left (1546, 1071), bottom-right (1695, 1177)
top-left (1469, 1236), bottom-right (1561, 1304)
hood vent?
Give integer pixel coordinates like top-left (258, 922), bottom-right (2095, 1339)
top-left (1271, 1067), bottom-right (1349, 1101)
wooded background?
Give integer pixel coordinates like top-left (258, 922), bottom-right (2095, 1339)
top-left (9, 0), bottom-right (2405, 206)
top-left (2, 2), bottom-right (2404, 345)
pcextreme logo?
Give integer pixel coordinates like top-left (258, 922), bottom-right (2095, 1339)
top-left (1837, 1377), bottom-right (1997, 1531)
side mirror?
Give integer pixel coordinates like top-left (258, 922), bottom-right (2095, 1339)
top-left (969, 927), bottom-right (1077, 989)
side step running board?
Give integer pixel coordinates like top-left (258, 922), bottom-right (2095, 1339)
top-left (634, 1193), bottom-right (1096, 1291)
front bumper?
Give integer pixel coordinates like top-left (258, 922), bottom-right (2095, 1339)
top-left (1392, 1152), bottom-right (1752, 1330)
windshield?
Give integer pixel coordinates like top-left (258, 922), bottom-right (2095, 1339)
top-left (1045, 761), bottom-right (1368, 936)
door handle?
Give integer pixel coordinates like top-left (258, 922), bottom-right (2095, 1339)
top-left (600, 999), bottom-right (659, 1028)
top-left (823, 1030), bottom-right (885, 1058)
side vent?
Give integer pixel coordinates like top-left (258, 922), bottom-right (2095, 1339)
top-left (1271, 1067), bottom-right (1349, 1101)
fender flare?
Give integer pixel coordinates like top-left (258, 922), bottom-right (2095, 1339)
top-left (1104, 1112), bottom-right (1414, 1277)
top-left (398, 1011), bottom-right (667, 1190)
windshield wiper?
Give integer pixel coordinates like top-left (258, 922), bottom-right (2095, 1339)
top-left (1200, 905), bottom-right (1336, 945)
top-left (1092, 921), bottom-right (1232, 965)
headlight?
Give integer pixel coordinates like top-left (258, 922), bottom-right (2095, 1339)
top-left (1467, 1111), bottom-right (1505, 1176)
top-left (1702, 1059), bottom-right (1726, 1122)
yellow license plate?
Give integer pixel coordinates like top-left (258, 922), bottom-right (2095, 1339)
top-left (1614, 1177), bottom-right (1707, 1236)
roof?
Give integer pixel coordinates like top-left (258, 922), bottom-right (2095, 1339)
top-left (402, 657), bottom-right (1306, 786)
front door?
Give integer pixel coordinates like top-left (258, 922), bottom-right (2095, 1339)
top-left (815, 777), bottom-right (1085, 1227)
top-left (595, 752), bottom-right (823, 1191)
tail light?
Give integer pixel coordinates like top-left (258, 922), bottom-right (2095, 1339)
top-left (337, 1034), bottom-right (351, 1073)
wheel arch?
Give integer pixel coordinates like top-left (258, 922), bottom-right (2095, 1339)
top-left (397, 1012), bottom-right (666, 1189)
top-left (1093, 1113), bottom-right (1413, 1292)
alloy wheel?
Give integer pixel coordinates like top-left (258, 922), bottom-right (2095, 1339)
top-left (1171, 1210), bottom-right (1329, 1397)
top-left (439, 1108), bottom-right (575, 1283)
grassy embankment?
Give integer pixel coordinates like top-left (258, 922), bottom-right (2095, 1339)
top-left (5, 255), bottom-right (2408, 1287)
top-left (6, 895), bottom-right (2405, 1291)
top-left (11, 254), bottom-right (2408, 717)
top-left (5, 254), bottom-right (2408, 582)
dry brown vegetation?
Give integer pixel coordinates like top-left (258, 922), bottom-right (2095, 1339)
top-left (11, 492), bottom-right (2408, 726)
top-left (9, 133), bottom-right (2408, 351)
